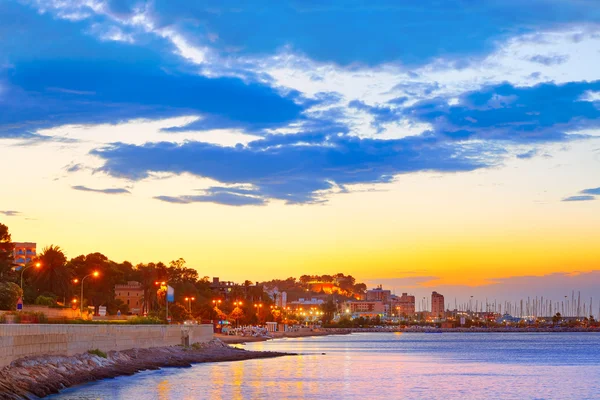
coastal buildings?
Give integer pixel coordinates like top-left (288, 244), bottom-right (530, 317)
top-left (431, 291), bottom-right (445, 318)
top-left (341, 300), bottom-right (385, 318)
top-left (366, 285), bottom-right (391, 303)
top-left (114, 281), bottom-right (144, 314)
top-left (12, 242), bottom-right (36, 268)
top-left (397, 293), bottom-right (416, 316)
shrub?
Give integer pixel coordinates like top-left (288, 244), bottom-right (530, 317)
top-left (34, 296), bottom-right (55, 306)
top-left (13, 311), bottom-right (48, 323)
top-left (0, 282), bottom-right (23, 310)
top-left (88, 349), bottom-right (107, 358)
top-left (127, 316), bottom-right (163, 325)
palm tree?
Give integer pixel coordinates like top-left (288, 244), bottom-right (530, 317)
top-left (35, 245), bottom-right (71, 298)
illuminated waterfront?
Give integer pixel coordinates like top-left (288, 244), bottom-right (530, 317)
top-left (52, 332), bottom-right (600, 399)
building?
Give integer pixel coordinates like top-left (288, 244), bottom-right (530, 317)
top-left (288, 297), bottom-right (324, 311)
top-left (341, 300), bottom-right (385, 318)
top-left (114, 281), bottom-right (144, 314)
top-left (397, 293), bottom-right (416, 316)
top-left (431, 291), bottom-right (445, 318)
top-left (264, 286), bottom-right (287, 308)
top-left (210, 277), bottom-right (237, 299)
top-left (366, 285), bottom-right (391, 303)
top-left (12, 242), bottom-right (36, 268)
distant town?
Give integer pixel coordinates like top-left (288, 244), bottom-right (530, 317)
top-left (1, 225), bottom-right (598, 330)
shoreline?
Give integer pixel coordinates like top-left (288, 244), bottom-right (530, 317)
top-left (216, 329), bottom-right (345, 344)
top-left (0, 340), bottom-right (293, 399)
top-left (217, 326), bottom-right (600, 344)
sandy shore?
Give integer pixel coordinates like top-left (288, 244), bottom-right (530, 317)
top-left (0, 340), bottom-right (293, 399)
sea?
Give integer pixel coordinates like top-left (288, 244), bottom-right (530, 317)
top-left (50, 332), bottom-right (600, 399)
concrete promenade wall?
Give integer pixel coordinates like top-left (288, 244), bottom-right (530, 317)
top-left (0, 324), bottom-right (213, 367)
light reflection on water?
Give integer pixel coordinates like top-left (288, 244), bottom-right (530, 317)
top-left (51, 333), bottom-right (600, 399)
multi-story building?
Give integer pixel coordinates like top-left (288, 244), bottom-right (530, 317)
top-left (114, 281), bottom-right (144, 315)
top-left (366, 285), bottom-right (391, 303)
top-left (341, 300), bottom-right (385, 318)
top-left (288, 297), bottom-right (324, 311)
top-left (431, 291), bottom-right (445, 318)
top-left (12, 242), bottom-right (36, 268)
top-left (397, 293), bottom-right (416, 316)
top-left (210, 277), bottom-right (237, 299)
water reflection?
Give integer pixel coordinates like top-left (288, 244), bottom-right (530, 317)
top-left (51, 333), bottom-right (600, 400)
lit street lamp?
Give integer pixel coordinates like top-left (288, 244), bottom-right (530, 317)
top-left (155, 281), bottom-right (170, 323)
top-left (212, 299), bottom-right (222, 322)
top-left (184, 296), bottom-right (196, 313)
top-left (79, 271), bottom-right (99, 314)
top-left (233, 300), bottom-right (243, 328)
top-left (254, 303), bottom-right (263, 324)
top-left (20, 261), bottom-right (41, 289)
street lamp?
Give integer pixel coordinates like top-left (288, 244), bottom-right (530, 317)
top-left (79, 271), bottom-right (99, 314)
top-left (212, 299), bottom-right (222, 322)
top-left (155, 281), bottom-right (169, 324)
top-left (254, 303), bottom-right (263, 324)
top-left (184, 296), bottom-right (196, 313)
top-left (233, 300), bottom-right (243, 327)
top-left (20, 261), bottom-right (41, 289)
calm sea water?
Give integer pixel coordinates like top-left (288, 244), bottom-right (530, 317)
top-left (51, 333), bottom-right (600, 399)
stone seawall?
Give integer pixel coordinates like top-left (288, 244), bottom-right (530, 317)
top-left (0, 324), bottom-right (213, 367)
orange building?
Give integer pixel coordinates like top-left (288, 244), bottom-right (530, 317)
top-left (12, 242), bottom-right (36, 268)
top-left (431, 291), bottom-right (445, 318)
top-left (397, 293), bottom-right (416, 316)
top-left (114, 281), bottom-right (144, 314)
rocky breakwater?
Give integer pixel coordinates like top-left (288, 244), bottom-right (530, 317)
top-left (0, 340), bottom-right (293, 399)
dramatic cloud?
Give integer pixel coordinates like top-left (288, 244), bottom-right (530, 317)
top-left (75, 0), bottom-right (600, 66)
top-left (404, 81), bottom-right (600, 143)
top-left (71, 185), bottom-right (131, 195)
top-left (93, 133), bottom-right (499, 204)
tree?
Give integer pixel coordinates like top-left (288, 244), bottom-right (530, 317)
top-left (0, 282), bottom-right (23, 310)
top-left (229, 306), bottom-right (245, 326)
top-left (552, 312), bottom-right (562, 325)
top-left (0, 224), bottom-right (15, 280)
top-left (166, 302), bottom-right (192, 323)
top-left (34, 246), bottom-right (70, 297)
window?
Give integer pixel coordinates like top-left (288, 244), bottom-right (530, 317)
top-left (127, 300), bottom-right (130, 305)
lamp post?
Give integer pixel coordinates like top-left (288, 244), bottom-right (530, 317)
top-left (20, 261), bottom-right (41, 289)
top-left (155, 281), bottom-right (169, 324)
top-left (79, 271), bottom-right (99, 314)
top-left (212, 299), bottom-right (222, 323)
top-left (184, 296), bottom-right (196, 313)
top-left (233, 300), bottom-right (243, 328)
top-left (254, 303), bottom-right (263, 324)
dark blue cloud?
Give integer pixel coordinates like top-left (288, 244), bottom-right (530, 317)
top-left (136, 0), bottom-right (600, 66)
top-left (581, 187), bottom-right (600, 195)
top-left (72, 185), bottom-right (130, 195)
top-left (0, 2), bottom-right (305, 137)
top-left (155, 187), bottom-right (267, 206)
top-left (562, 195), bottom-right (596, 202)
top-left (92, 133), bottom-right (499, 205)
top-left (404, 81), bottom-right (600, 143)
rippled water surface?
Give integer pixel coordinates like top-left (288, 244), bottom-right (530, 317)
top-left (52, 332), bottom-right (600, 399)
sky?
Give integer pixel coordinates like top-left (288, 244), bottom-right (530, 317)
top-left (1, 0), bottom-right (600, 306)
